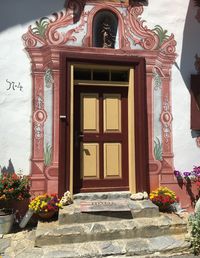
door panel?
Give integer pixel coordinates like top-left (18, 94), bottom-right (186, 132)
top-left (81, 94), bottom-right (99, 132)
top-left (74, 86), bottom-right (129, 193)
top-left (103, 94), bottom-right (121, 132)
top-left (81, 143), bottom-right (100, 179)
top-left (104, 143), bottom-right (122, 178)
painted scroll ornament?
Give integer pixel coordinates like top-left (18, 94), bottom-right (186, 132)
top-left (23, 0), bottom-right (87, 47)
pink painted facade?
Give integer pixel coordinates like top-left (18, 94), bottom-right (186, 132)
top-left (21, 0), bottom-right (198, 209)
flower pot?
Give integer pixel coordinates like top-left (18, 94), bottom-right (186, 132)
top-left (0, 211), bottom-right (14, 234)
top-left (38, 210), bottom-right (56, 220)
top-left (159, 206), bottom-right (170, 212)
top-left (19, 209), bottom-right (34, 228)
top-left (4, 198), bottom-right (29, 217)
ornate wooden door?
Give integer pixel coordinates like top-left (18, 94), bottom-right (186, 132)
top-left (74, 86), bottom-right (129, 193)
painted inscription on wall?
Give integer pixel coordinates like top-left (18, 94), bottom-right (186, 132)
top-left (6, 79), bottom-right (23, 92)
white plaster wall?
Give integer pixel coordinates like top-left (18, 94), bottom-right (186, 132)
top-left (143, 0), bottom-right (200, 171)
top-left (0, 0), bottom-right (65, 174)
top-left (0, 0), bottom-right (199, 174)
top-left (0, 24), bottom-right (31, 174)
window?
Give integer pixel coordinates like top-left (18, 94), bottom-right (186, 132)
top-left (74, 67), bottom-right (129, 82)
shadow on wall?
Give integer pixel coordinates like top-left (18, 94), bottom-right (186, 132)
top-left (180, 0), bottom-right (200, 137)
top-left (1, 159), bottom-right (15, 174)
top-left (0, 0), bottom-right (65, 32)
top-left (180, 0), bottom-right (200, 89)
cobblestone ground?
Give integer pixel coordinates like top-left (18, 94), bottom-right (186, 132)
top-left (0, 225), bottom-right (198, 258)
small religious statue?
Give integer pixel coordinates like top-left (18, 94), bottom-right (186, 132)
top-left (194, 54), bottom-right (200, 74)
top-left (100, 20), bottom-right (116, 48)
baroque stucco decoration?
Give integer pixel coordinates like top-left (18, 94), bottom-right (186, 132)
top-left (23, 0), bottom-right (177, 195)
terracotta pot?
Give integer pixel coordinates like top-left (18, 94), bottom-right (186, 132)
top-left (38, 210), bottom-right (56, 220)
top-left (158, 204), bottom-right (173, 212)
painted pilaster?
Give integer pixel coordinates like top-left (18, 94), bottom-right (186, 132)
top-left (146, 63), bottom-right (162, 190)
top-left (31, 64), bottom-right (47, 194)
top-left (160, 76), bottom-right (175, 184)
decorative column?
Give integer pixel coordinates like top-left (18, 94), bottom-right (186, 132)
top-left (160, 76), bottom-right (175, 185)
top-left (29, 51), bottom-right (47, 194)
top-left (44, 50), bottom-right (60, 193)
top-left (146, 63), bottom-right (162, 190)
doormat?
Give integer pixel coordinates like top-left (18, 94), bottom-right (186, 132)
top-left (80, 200), bottom-right (130, 212)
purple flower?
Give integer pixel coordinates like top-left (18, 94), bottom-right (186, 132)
top-left (193, 166), bottom-right (200, 172)
top-left (174, 170), bottom-right (181, 177)
top-left (183, 171), bottom-right (191, 177)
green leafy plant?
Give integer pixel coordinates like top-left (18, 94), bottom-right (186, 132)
top-left (189, 211), bottom-right (200, 255)
top-left (154, 137), bottom-right (162, 161)
top-left (0, 173), bottom-right (30, 201)
top-left (153, 25), bottom-right (169, 47)
top-left (32, 17), bottom-right (49, 38)
top-left (44, 143), bottom-right (52, 166)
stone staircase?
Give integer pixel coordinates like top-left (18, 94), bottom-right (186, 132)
top-left (34, 192), bottom-right (191, 257)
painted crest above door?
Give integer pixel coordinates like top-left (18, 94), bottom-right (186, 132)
top-left (23, 0), bottom-right (175, 54)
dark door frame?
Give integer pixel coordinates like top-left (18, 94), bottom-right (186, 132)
top-left (59, 51), bottom-right (149, 197)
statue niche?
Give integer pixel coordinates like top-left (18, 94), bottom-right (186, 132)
top-left (93, 10), bottom-right (118, 49)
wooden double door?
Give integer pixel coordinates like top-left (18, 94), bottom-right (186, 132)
top-left (74, 86), bottom-right (129, 193)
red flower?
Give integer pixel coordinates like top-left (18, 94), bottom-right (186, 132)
top-left (196, 181), bottom-right (200, 188)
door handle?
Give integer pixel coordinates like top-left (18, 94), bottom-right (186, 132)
top-left (75, 132), bottom-right (84, 147)
top-left (60, 115), bottom-right (67, 119)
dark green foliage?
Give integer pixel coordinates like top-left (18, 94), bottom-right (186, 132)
top-left (0, 174), bottom-right (30, 201)
top-left (189, 211), bottom-right (200, 255)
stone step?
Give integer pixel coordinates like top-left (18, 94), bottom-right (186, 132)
top-left (35, 214), bottom-right (187, 247)
top-left (36, 235), bottom-right (190, 258)
top-left (59, 199), bottom-right (159, 225)
top-left (73, 191), bottom-right (131, 200)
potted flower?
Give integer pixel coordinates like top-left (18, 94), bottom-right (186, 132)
top-left (0, 172), bottom-right (31, 217)
top-left (29, 193), bottom-right (62, 220)
top-left (149, 186), bottom-right (178, 212)
top-left (174, 166), bottom-right (200, 210)
top-left (0, 208), bottom-right (14, 234)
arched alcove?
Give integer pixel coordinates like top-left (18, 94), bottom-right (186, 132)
top-left (92, 10), bottom-right (118, 48)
